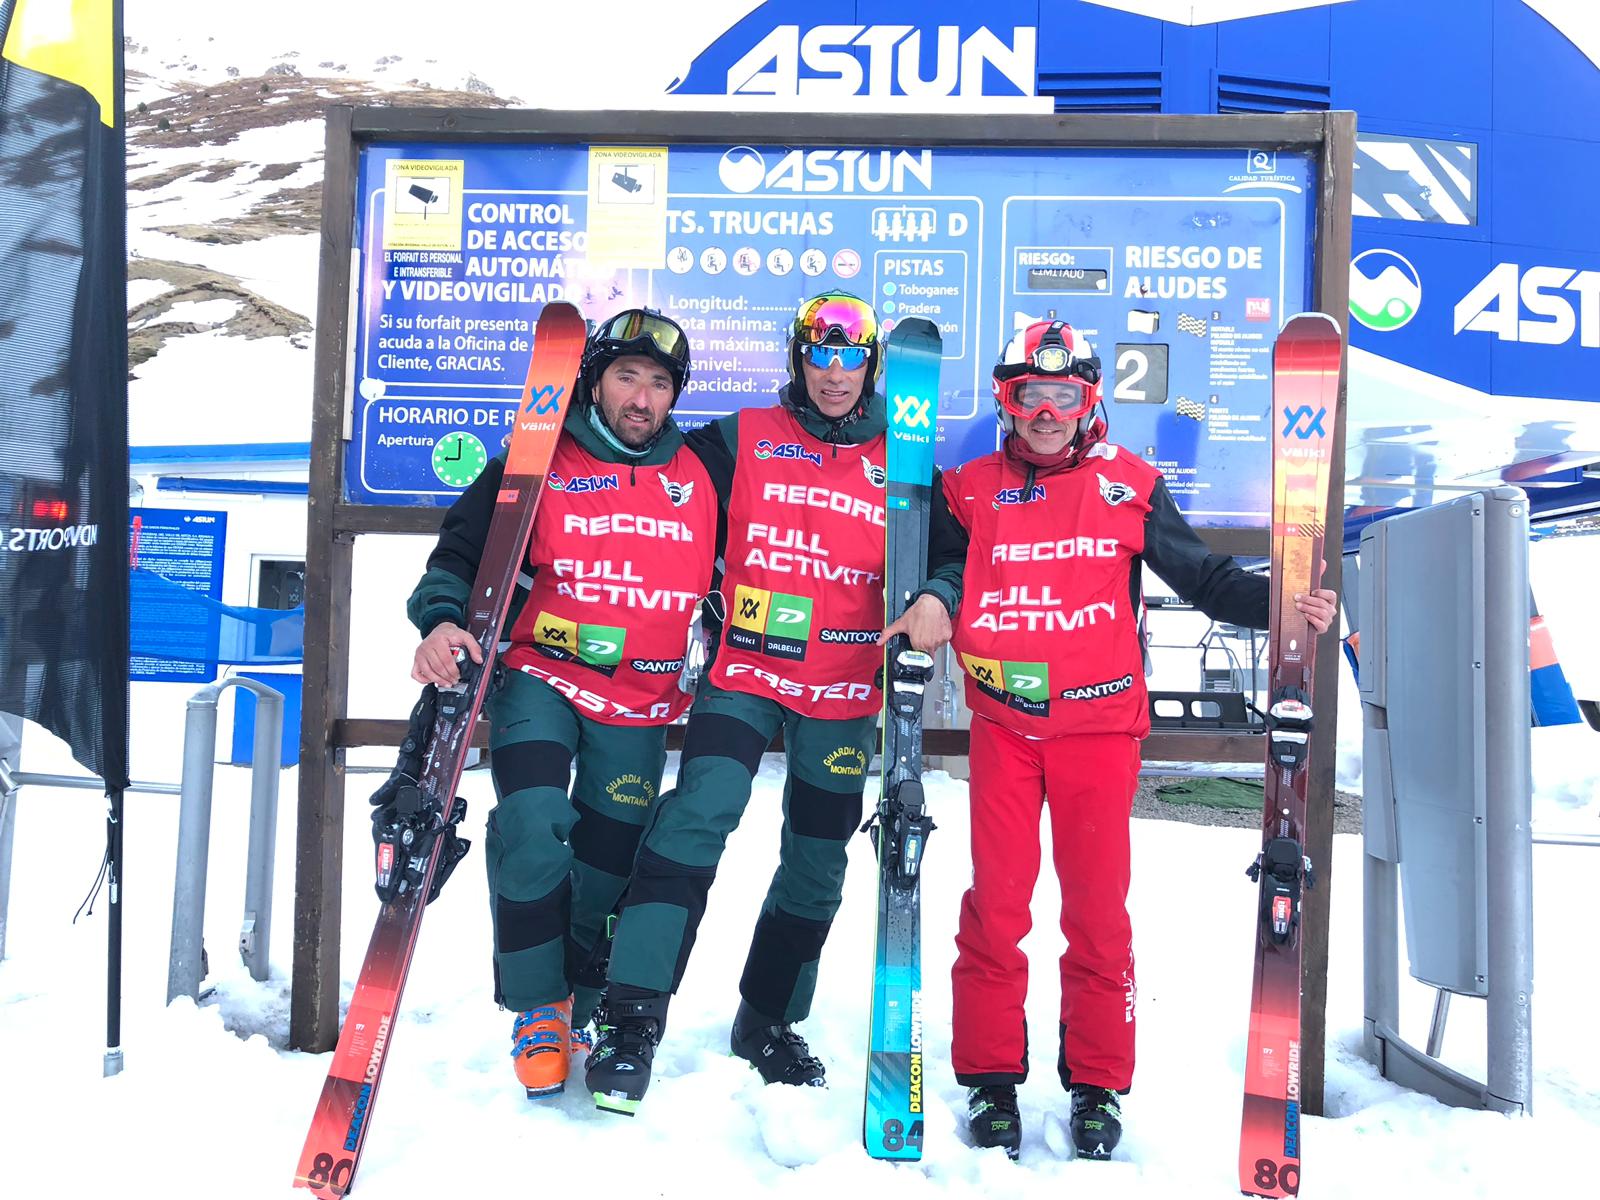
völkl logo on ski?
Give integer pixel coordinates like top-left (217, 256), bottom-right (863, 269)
top-left (524, 384), bottom-right (565, 415)
top-left (893, 393), bottom-right (932, 431)
top-left (1281, 405), bottom-right (1327, 439)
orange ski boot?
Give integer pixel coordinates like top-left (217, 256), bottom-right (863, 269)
top-left (511, 998), bottom-right (573, 1099)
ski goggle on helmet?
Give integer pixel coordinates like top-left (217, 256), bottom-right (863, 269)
top-left (584, 308), bottom-right (693, 396)
top-left (793, 292), bottom-right (878, 372)
top-left (992, 320), bottom-right (1103, 422)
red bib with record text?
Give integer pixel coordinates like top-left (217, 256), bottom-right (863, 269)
top-left (503, 433), bottom-right (717, 724)
top-left (709, 405), bottom-right (887, 719)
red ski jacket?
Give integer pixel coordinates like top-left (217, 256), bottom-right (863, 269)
top-left (941, 441), bottom-right (1269, 738)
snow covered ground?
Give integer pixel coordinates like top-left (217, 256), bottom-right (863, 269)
top-left (1, 739), bottom-right (1596, 1199)
top-left (3, 5), bottom-right (1597, 1196)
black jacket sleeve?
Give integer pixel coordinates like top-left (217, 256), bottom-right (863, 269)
top-left (404, 455), bottom-right (503, 635)
top-left (683, 416), bottom-right (738, 509)
top-left (1141, 477), bottom-right (1270, 629)
top-left (918, 468), bottom-right (969, 615)
top-left (682, 416), bottom-right (735, 571)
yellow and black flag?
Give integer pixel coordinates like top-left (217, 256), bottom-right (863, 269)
top-left (0, 0), bottom-right (129, 792)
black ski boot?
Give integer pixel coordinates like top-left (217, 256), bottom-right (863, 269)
top-left (1069, 1084), bottom-right (1123, 1160)
top-left (966, 1084), bottom-right (1022, 1160)
top-left (730, 1000), bottom-right (826, 1087)
top-left (585, 986), bottom-right (669, 1116)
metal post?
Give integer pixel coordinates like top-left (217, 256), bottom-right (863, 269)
top-left (1533, 832), bottom-right (1600, 847)
top-left (1362, 851), bottom-right (1400, 1067)
top-left (1482, 494), bottom-right (1534, 1115)
top-left (1361, 691), bottom-right (1403, 1071)
top-left (105, 786), bottom-right (124, 1078)
top-left (168, 677), bottom-right (285, 1004)
top-left (0, 712), bottom-right (21, 963)
top-left (168, 693), bottom-right (221, 1004)
top-left (0, 779), bottom-right (15, 966)
top-left (1425, 989), bottom-right (1452, 1058)
top-left (240, 687), bottom-right (284, 982)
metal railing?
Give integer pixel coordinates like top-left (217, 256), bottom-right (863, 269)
top-left (168, 676), bottom-right (284, 1003)
top-left (2, 681), bottom-right (286, 1001)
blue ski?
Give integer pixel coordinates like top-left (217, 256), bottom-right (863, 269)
top-left (864, 317), bottom-right (943, 1161)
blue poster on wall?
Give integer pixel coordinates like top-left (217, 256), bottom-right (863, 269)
top-left (347, 140), bottom-right (1315, 527)
top-left (129, 508), bottom-right (226, 683)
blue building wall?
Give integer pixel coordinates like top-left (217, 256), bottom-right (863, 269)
top-left (1029, 0), bottom-right (1600, 414)
top-left (682, 2), bottom-right (1600, 406)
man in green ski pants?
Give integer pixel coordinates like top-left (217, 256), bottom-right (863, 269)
top-left (583, 292), bottom-right (961, 1114)
top-left (398, 308), bottom-right (719, 1101)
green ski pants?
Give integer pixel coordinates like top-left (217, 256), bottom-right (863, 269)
top-left (605, 680), bottom-right (877, 1024)
top-left (485, 668), bottom-right (666, 1023)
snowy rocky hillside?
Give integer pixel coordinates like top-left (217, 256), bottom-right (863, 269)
top-left (121, 48), bottom-right (510, 444)
top-left (116, 0), bottom-right (751, 443)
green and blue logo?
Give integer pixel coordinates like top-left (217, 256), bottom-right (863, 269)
top-left (1349, 249), bottom-right (1421, 332)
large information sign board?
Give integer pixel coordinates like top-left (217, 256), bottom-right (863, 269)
top-left (348, 142), bottom-right (1315, 527)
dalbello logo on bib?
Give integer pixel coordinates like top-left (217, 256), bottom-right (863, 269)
top-left (962, 653), bottom-right (1051, 716)
top-left (728, 584), bottom-right (813, 662)
top-left (533, 610), bottom-right (627, 675)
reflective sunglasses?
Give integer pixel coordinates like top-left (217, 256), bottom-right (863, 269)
top-left (800, 343), bottom-right (872, 371)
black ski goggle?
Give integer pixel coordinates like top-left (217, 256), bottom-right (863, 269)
top-left (590, 309), bottom-right (690, 368)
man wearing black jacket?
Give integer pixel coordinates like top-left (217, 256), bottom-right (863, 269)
top-left (403, 310), bottom-right (718, 1101)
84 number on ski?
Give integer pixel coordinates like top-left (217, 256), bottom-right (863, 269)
top-left (878, 1119), bottom-right (925, 1154)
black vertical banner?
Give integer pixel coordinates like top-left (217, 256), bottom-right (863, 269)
top-left (0, 0), bottom-right (129, 793)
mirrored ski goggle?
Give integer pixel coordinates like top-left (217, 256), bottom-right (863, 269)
top-left (591, 309), bottom-right (691, 366)
top-left (800, 343), bottom-right (872, 371)
top-left (1003, 378), bottom-right (1098, 422)
top-left (794, 294), bottom-right (878, 347)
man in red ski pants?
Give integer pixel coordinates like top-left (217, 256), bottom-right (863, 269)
top-left (890, 319), bottom-right (1337, 1162)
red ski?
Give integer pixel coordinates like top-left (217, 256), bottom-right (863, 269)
top-left (293, 302), bottom-right (586, 1197)
top-left (1238, 313), bottom-right (1342, 1199)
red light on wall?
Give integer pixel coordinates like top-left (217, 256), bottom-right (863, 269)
top-left (31, 498), bottom-right (70, 522)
